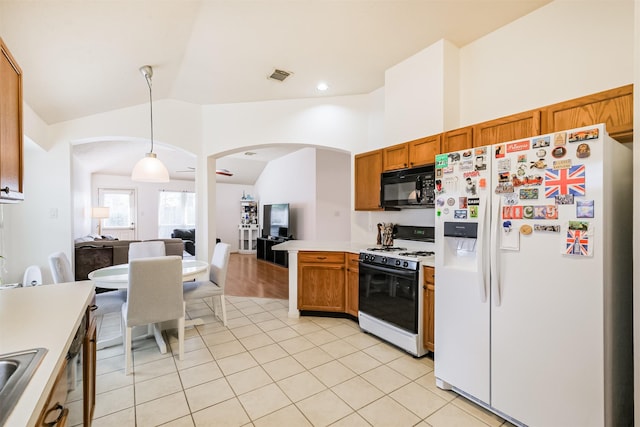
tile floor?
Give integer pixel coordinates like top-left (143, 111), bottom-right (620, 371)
top-left (84, 296), bottom-right (514, 427)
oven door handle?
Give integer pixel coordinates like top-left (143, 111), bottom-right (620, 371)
top-left (359, 262), bottom-right (418, 278)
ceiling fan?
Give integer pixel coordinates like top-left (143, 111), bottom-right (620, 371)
top-left (176, 166), bottom-right (195, 173)
top-left (175, 166), bottom-right (234, 176)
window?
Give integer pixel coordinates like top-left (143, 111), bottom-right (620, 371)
top-left (98, 188), bottom-right (137, 240)
top-left (158, 191), bottom-right (195, 238)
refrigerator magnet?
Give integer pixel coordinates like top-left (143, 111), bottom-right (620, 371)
top-left (520, 224), bottom-right (533, 235)
top-left (534, 224), bottom-right (561, 233)
top-left (532, 136), bottom-right (550, 148)
top-left (519, 188), bottom-right (538, 200)
top-left (576, 143), bottom-right (591, 158)
top-left (554, 132), bottom-right (567, 146)
top-left (459, 197), bottom-right (468, 208)
top-left (497, 158), bottom-right (511, 172)
top-left (529, 159), bottom-right (547, 169)
top-left (568, 128), bottom-right (599, 143)
top-left (565, 229), bottom-right (592, 256)
top-left (576, 200), bottom-right (594, 218)
top-left (545, 165), bottom-right (586, 198)
top-left (551, 146), bottom-right (567, 158)
top-left (495, 144), bottom-right (505, 158)
top-left (454, 210), bottom-right (467, 219)
top-left (555, 194), bottom-right (574, 205)
top-left (568, 220), bottom-right (590, 232)
top-left (469, 206), bottom-right (478, 218)
top-left (435, 153), bottom-right (449, 168)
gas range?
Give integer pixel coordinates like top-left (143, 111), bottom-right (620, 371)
top-left (360, 246), bottom-right (435, 271)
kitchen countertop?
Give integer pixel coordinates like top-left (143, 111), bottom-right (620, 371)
top-left (272, 240), bottom-right (435, 267)
top-left (0, 282), bottom-right (95, 427)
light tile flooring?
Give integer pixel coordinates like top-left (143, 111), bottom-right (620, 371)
top-left (86, 296), bottom-right (513, 427)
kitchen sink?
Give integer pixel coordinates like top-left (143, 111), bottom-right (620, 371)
top-left (0, 348), bottom-right (47, 426)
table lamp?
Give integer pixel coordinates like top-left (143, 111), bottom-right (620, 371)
top-left (91, 207), bottom-right (110, 236)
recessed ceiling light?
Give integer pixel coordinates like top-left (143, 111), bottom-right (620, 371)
top-left (317, 82), bottom-right (329, 91)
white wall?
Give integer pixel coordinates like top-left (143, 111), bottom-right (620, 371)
top-left (254, 148), bottom-right (317, 240)
top-left (315, 149), bottom-right (351, 241)
top-left (90, 174), bottom-right (195, 241)
top-left (459, 0), bottom-right (634, 125)
top-left (384, 40), bottom-right (452, 144)
top-left (215, 183), bottom-right (256, 252)
top-left (4, 138), bottom-right (73, 284)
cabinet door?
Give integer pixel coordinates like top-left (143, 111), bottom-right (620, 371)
top-left (298, 252), bottom-right (346, 312)
top-left (423, 266), bottom-right (435, 352)
top-left (382, 143), bottom-right (408, 171)
top-left (37, 359), bottom-right (69, 426)
top-left (84, 317), bottom-right (97, 425)
top-left (408, 134), bottom-right (441, 167)
top-left (541, 84), bottom-right (633, 143)
top-left (0, 38), bottom-right (24, 202)
top-left (354, 150), bottom-right (383, 211)
top-left (346, 253), bottom-right (359, 317)
top-left (473, 110), bottom-right (541, 147)
top-left (442, 126), bottom-right (473, 153)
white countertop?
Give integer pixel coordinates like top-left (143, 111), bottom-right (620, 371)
top-left (271, 240), bottom-right (435, 267)
top-left (271, 240), bottom-right (372, 254)
top-left (0, 281), bottom-right (95, 427)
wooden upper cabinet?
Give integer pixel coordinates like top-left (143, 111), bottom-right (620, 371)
top-left (382, 143), bottom-right (408, 171)
top-left (473, 110), bottom-right (541, 147)
top-left (0, 38), bottom-right (24, 202)
top-left (408, 134), bottom-right (441, 167)
top-left (354, 149), bottom-right (383, 211)
top-left (442, 126), bottom-right (473, 153)
top-left (541, 84), bottom-right (633, 143)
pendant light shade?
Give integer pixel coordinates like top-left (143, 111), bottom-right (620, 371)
top-left (132, 65), bottom-right (170, 183)
top-left (132, 152), bottom-right (170, 182)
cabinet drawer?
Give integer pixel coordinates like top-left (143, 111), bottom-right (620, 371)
top-left (299, 252), bottom-right (345, 264)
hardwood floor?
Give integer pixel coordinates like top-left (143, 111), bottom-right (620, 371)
top-left (225, 253), bottom-right (289, 299)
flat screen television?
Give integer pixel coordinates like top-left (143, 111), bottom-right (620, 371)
top-left (263, 203), bottom-right (290, 238)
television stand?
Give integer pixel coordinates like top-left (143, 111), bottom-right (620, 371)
top-left (256, 236), bottom-right (289, 267)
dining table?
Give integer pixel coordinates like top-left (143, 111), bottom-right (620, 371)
top-left (88, 259), bottom-right (209, 353)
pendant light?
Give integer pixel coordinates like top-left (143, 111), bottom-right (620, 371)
top-left (131, 65), bottom-right (170, 182)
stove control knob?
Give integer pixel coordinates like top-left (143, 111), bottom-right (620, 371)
top-left (403, 261), bottom-right (409, 268)
top-left (381, 257), bottom-right (387, 263)
top-left (395, 260), bottom-right (401, 266)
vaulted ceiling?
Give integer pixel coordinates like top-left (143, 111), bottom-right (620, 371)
top-left (1, 0), bottom-right (551, 182)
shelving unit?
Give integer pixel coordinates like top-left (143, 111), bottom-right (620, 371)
top-left (238, 200), bottom-right (258, 254)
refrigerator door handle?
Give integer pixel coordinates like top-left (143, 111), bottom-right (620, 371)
top-left (491, 195), bottom-right (501, 306)
top-left (477, 195), bottom-right (487, 303)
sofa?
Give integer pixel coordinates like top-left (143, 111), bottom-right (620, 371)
top-left (74, 238), bottom-right (185, 281)
top-left (171, 229), bottom-right (195, 256)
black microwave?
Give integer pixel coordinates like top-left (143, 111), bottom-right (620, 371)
top-left (380, 165), bottom-right (435, 209)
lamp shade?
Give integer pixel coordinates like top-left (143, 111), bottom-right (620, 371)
top-left (131, 152), bottom-right (170, 182)
top-left (91, 207), bottom-right (110, 219)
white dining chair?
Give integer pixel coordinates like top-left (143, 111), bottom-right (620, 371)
top-left (128, 241), bottom-right (166, 260)
top-left (22, 265), bottom-right (42, 286)
top-left (48, 252), bottom-right (75, 284)
top-left (183, 242), bottom-right (231, 326)
top-left (122, 256), bottom-right (185, 374)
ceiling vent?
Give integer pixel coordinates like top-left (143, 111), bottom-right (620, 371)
top-left (269, 69), bottom-right (292, 82)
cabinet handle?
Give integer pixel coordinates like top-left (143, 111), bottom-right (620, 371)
top-left (423, 285), bottom-right (427, 290)
top-left (89, 304), bottom-right (98, 311)
top-left (43, 403), bottom-right (68, 426)
top-left (1, 187), bottom-right (9, 194)
top-left (316, 256), bottom-right (327, 260)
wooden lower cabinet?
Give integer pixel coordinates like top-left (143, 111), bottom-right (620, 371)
top-left (84, 316), bottom-right (97, 426)
top-left (37, 359), bottom-right (69, 426)
top-left (346, 253), bottom-right (359, 317)
top-left (298, 252), bottom-right (346, 312)
top-left (423, 266), bottom-right (435, 353)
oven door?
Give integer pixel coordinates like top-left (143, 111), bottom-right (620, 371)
top-left (358, 261), bottom-right (419, 333)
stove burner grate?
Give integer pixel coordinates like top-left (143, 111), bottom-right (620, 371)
top-left (366, 247), bottom-right (407, 252)
top-left (398, 251), bottom-right (435, 257)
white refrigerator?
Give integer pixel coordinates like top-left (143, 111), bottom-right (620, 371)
top-left (434, 124), bottom-right (633, 426)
